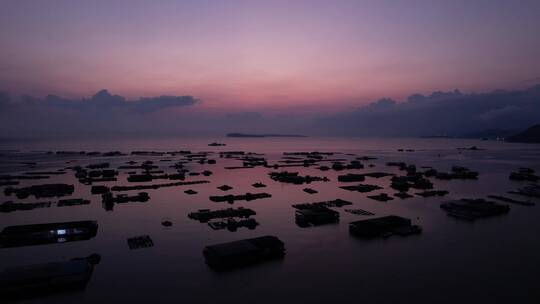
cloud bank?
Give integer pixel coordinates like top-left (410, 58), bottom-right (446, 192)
top-left (312, 85), bottom-right (540, 137)
top-left (0, 86), bottom-right (539, 138)
top-left (19, 89), bottom-right (198, 112)
top-left (0, 90), bottom-right (199, 137)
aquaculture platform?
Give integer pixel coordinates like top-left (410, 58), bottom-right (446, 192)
top-left (0, 255), bottom-right (99, 298)
top-left (349, 215), bottom-right (422, 238)
top-left (203, 235), bottom-right (285, 269)
top-left (0, 221), bottom-right (98, 248)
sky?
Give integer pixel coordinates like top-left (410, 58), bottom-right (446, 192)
top-left (1, 0), bottom-right (540, 111)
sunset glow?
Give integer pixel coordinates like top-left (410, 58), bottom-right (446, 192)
top-left (2, 0), bottom-right (539, 109)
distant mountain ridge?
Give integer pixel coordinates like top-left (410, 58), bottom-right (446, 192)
top-left (506, 124), bottom-right (540, 143)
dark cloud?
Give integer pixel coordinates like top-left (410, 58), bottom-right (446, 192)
top-left (1, 86), bottom-right (539, 138)
top-left (135, 95), bottom-right (198, 112)
top-left (0, 89), bottom-right (199, 137)
top-left (361, 98), bottom-right (397, 112)
top-left (0, 89), bottom-right (304, 138)
top-left (313, 85), bottom-right (540, 136)
top-left (20, 89), bottom-right (198, 112)
top-left (0, 91), bottom-right (10, 108)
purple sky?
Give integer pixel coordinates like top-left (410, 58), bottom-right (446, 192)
top-left (1, 0), bottom-right (539, 111)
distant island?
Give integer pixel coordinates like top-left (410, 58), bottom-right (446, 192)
top-left (506, 124), bottom-right (540, 143)
top-left (226, 133), bottom-right (307, 138)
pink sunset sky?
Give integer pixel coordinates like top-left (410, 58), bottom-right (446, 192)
top-left (1, 0), bottom-right (540, 112)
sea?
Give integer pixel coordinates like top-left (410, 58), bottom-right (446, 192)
top-left (0, 137), bottom-right (539, 303)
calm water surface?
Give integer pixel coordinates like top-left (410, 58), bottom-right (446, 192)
top-left (1, 137), bottom-right (539, 303)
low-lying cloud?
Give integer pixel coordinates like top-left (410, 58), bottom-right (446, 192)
top-left (313, 85), bottom-right (540, 136)
top-left (0, 89), bottom-right (199, 138)
top-left (20, 89), bottom-right (198, 112)
top-left (0, 85), bottom-right (539, 139)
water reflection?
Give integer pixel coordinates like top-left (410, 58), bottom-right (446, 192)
top-left (0, 254), bottom-right (101, 299)
top-left (0, 137), bottom-right (539, 303)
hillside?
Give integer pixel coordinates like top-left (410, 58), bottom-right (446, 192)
top-left (506, 124), bottom-right (540, 143)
